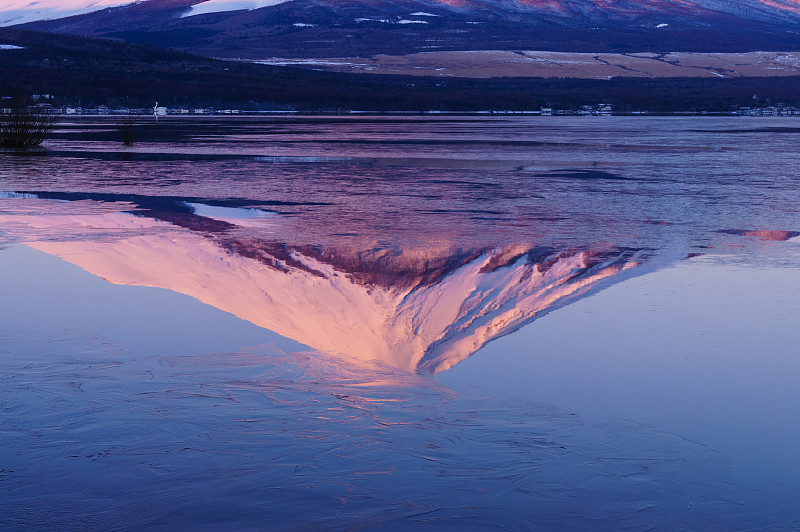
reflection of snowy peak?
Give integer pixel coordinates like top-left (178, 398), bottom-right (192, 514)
top-left (19, 209), bottom-right (644, 373)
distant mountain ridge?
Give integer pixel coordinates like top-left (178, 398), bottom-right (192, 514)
top-left (11, 0), bottom-right (800, 57)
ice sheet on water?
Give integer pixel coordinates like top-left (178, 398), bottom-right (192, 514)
top-left (1, 329), bottom-right (796, 529)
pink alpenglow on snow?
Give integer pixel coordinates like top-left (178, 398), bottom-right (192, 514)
top-left (3, 201), bottom-right (644, 374)
top-left (0, 0), bottom-right (131, 25)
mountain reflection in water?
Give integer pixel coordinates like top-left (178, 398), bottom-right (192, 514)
top-left (1, 192), bottom-right (649, 373)
top-left (3, 117), bottom-right (800, 529)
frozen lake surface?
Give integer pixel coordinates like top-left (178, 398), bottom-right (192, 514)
top-left (1, 116), bottom-right (799, 529)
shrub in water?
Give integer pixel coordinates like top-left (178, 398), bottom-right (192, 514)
top-left (0, 98), bottom-right (58, 150)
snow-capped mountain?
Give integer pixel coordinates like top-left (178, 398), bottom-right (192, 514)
top-left (9, 0), bottom-right (800, 56)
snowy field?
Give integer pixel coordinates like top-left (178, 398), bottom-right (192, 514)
top-left (256, 50), bottom-right (800, 78)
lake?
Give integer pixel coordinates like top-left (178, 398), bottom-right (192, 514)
top-left (1, 116), bottom-right (799, 529)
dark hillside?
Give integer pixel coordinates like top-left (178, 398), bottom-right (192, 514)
top-left (2, 29), bottom-right (799, 111)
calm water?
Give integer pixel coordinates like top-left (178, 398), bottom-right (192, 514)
top-left (1, 116), bottom-right (799, 529)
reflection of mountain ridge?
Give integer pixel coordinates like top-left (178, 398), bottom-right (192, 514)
top-left (223, 238), bottom-right (492, 292)
top-left (211, 233), bottom-right (649, 371)
top-left (5, 192), bottom-right (649, 373)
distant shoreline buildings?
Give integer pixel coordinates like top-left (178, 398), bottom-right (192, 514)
top-left (45, 106), bottom-right (800, 117)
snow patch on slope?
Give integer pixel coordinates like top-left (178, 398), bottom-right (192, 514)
top-left (182, 0), bottom-right (290, 17)
top-left (0, 0), bottom-right (132, 26)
